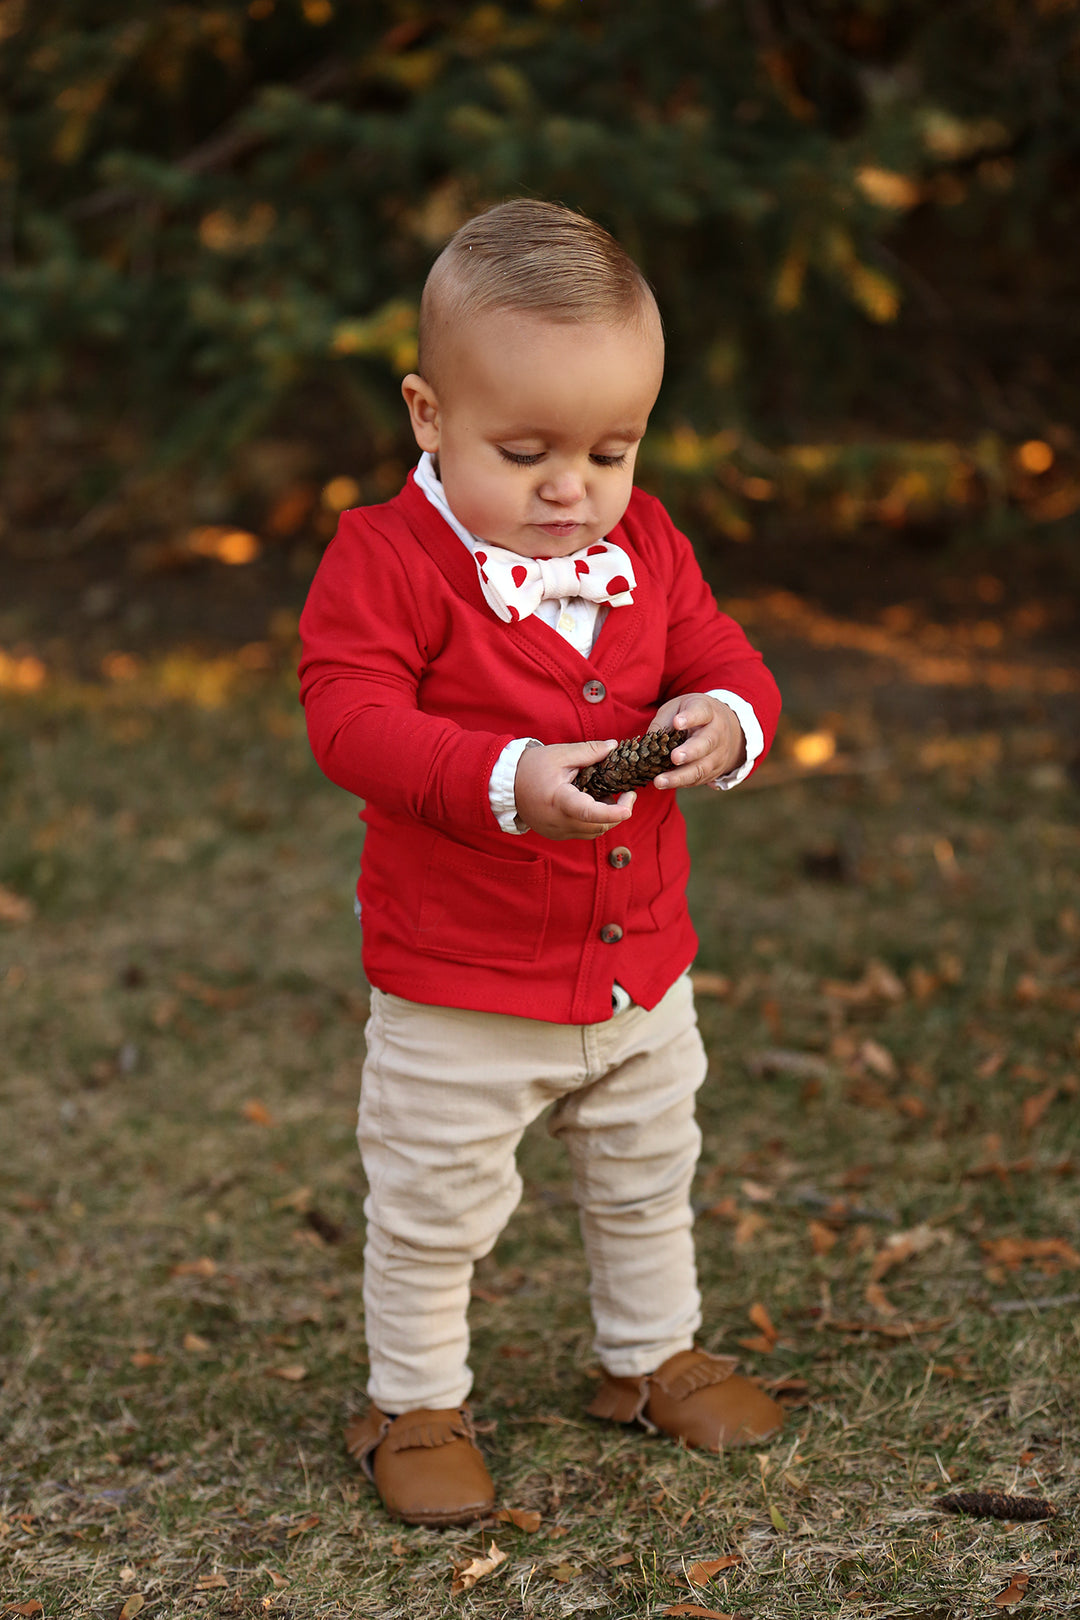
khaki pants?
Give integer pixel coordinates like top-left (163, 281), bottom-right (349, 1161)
top-left (357, 973), bottom-right (707, 1412)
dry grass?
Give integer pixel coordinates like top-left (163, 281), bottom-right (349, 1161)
top-left (2, 637), bottom-right (1079, 1618)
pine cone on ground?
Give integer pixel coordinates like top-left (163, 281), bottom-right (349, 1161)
top-left (574, 729), bottom-right (689, 800)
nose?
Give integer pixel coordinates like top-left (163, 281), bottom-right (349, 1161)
top-left (538, 464), bottom-right (587, 506)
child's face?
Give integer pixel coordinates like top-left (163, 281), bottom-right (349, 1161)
top-left (402, 309), bottom-right (663, 557)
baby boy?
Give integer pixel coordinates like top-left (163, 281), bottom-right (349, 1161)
top-left (298, 199), bottom-right (784, 1526)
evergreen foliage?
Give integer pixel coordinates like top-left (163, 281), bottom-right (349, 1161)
top-left (2, 0), bottom-right (1079, 512)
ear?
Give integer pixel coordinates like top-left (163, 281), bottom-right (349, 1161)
top-left (401, 373), bottom-right (441, 453)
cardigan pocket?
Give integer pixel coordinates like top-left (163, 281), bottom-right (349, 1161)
top-left (415, 841), bottom-right (550, 963)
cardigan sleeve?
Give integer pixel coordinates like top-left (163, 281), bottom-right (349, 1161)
top-left (651, 502), bottom-right (781, 771)
top-left (297, 514), bottom-right (516, 832)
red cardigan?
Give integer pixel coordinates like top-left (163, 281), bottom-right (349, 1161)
top-left (298, 472), bottom-right (780, 1024)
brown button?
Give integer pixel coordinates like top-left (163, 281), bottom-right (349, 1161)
top-left (599, 923), bottom-right (623, 944)
top-left (582, 679), bottom-right (606, 703)
top-left (608, 846), bottom-right (631, 869)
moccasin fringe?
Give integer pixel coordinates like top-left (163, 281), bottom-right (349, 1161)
top-left (654, 1352), bottom-right (739, 1403)
top-left (386, 1415), bottom-right (473, 1453)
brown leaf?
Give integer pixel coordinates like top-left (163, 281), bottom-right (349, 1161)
top-left (982, 1236), bottom-right (1080, 1272)
top-left (265, 1364), bottom-right (307, 1382)
top-left (550, 1563), bottom-right (581, 1583)
top-left (450, 1540), bottom-right (507, 1594)
top-left (994, 1571), bottom-right (1030, 1608)
top-left (859, 1038), bottom-right (897, 1080)
top-left (736, 1334), bottom-right (776, 1354)
top-left (285, 1514), bottom-right (320, 1537)
top-left (705, 1195), bottom-right (739, 1221)
top-left (664, 1606), bottom-right (736, 1618)
top-left (130, 1351), bottom-right (164, 1369)
top-left (195, 1575), bottom-right (229, 1590)
top-left (496, 1508), bottom-right (541, 1532)
top-left (740, 1179), bottom-right (774, 1204)
top-left (170, 1256), bottom-right (217, 1278)
top-left (118, 1597), bottom-right (146, 1619)
top-left (609, 1551), bottom-right (635, 1567)
top-left (182, 1332), bottom-right (211, 1352)
top-left (242, 1098), bottom-right (275, 1126)
top-left (0, 883), bottom-right (35, 924)
top-left (686, 1555), bottom-right (742, 1583)
top-left (691, 971), bottom-right (732, 998)
top-left (1021, 1085), bottom-right (1057, 1132)
top-left (733, 1212), bottom-right (767, 1248)
top-left (267, 1573), bottom-right (290, 1588)
top-left (748, 1301), bottom-right (777, 1340)
top-left (6, 1606), bottom-right (45, 1618)
top-left (869, 1223), bottom-right (941, 1281)
top-left (864, 1281), bottom-right (899, 1316)
top-left (809, 1219), bottom-right (838, 1255)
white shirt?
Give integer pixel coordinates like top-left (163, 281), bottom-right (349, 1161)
top-left (413, 453), bottom-right (763, 834)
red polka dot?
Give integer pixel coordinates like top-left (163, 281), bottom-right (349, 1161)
top-left (507, 604), bottom-right (520, 623)
top-left (574, 560), bottom-right (590, 576)
top-left (606, 574), bottom-right (629, 595)
top-left (587, 544), bottom-right (608, 556)
top-left (511, 564), bottom-right (529, 588)
top-left (480, 569), bottom-right (489, 583)
top-left (475, 551), bottom-right (486, 565)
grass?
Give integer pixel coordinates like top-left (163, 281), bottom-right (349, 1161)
top-left (1, 622), bottom-right (1079, 1619)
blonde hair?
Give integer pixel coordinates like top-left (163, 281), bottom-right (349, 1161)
top-left (418, 199), bottom-right (660, 389)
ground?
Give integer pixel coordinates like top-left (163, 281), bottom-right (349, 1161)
top-left (1, 535), bottom-right (1078, 1618)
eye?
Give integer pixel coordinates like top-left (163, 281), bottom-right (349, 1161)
top-left (591, 452), bottom-right (628, 468)
top-left (497, 448), bottom-right (543, 466)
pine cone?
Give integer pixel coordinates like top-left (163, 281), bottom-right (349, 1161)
top-left (574, 729), bottom-right (689, 800)
top-left (935, 1491), bottom-right (1056, 1521)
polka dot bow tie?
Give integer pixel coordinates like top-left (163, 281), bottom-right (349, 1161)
top-left (471, 539), bottom-right (637, 624)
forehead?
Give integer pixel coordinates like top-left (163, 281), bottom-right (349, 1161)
top-left (442, 308), bottom-right (664, 436)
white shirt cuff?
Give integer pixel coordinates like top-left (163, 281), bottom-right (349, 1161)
top-left (705, 689), bottom-right (764, 789)
top-left (489, 737), bottom-right (540, 834)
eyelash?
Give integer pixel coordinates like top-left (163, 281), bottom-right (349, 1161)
top-left (497, 449), bottom-right (628, 468)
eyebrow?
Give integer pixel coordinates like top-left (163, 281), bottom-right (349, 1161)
top-left (496, 425), bottom-right (645, 441)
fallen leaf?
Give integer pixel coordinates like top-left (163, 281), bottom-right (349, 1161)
top-left (768, 1502), bottom-right (788, 1532)
top-left (691, 971), bottom-right (732, 998)
top-left (740, 1179), bottom-right (774, 1204)
top-left (982, 1236), bottom-right (1080, 1272)
top-left (242, 1099), bottom-right (275, 1126)
top-left (183, 1332), bottom-right (211, 1352)
top-left (6, 1606), bottom-right (44, 1618)
top-left (822, 959), bottom-right (904, 1004)
top-left (549, 1563), bottom-right (581, 1583)
top-left (195, 1574), bottom-right (229, 1589)
top-left (609, 1551), bottom-right (635, 1567)
top-left (130, 1351), bottom-right (164, 1369)
top-left (748, 1301), bottom-right (776, 1339)
top-left (286, 1514), bottom-right (320, 1537)
top-left (267, 1572), bottom-right (289, 1588)
top-left (170, 1256), bottom-right (217, 1278)
top-left (272, 1186), bottom-right (313, 1213)
top-left (265, 1364), bottom-right (307, 1381)
top-left (665, 1607), bottom-right (736, 1619)
top-left (705, 1195), bottom-right (739, 1221)
top-left (809, 1219), bottom-right (838, 1255)
top-left (994, 1571), bottom-right (1030, 1608)
top-left (547, 1524), bottom-right (570, 1538)
top-left (897, 1094), bottom-right (928, 1119)
top-left (496, 1508), bottom-right (541, 1532)
top-left (859, 1037), bottom-right (897, 1080)
top-left (733, 1212), bottom-right (767, 1248)
top-left (686, 1555), bottom-right (742, 1583)
top-left (864, 1281), bottom-right (899, 1316)
top-left (1021, 1085), bottom-right (1057, 1132)
top-left (119, 1596), bottom-right (146, 1619)
top-left (450, 1540), bottom-right (507, 1594)
top-left (0, 884), bottom-right (35, 925)
top-left (869, 1223), bottom-right (941, 1281)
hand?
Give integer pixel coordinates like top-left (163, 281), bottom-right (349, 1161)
top-left (649, 693), bottom-right (745, 790)
top-left (515, 738), bottom-right (637, 841)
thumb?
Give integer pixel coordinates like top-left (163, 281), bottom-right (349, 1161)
top-left (585, 737), bottom-right (617, 757)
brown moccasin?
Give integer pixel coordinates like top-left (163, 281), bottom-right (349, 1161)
top-left (344, 1405), bottom-right (495, 1527)
top-left (586, 1346), bottom-right (784, 1450)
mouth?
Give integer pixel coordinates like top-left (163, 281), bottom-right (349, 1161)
top-left (534, 520), bottom-right (586, 537)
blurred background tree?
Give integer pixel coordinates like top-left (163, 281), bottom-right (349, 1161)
top-left (2, 0), bottom-right (1079, 554)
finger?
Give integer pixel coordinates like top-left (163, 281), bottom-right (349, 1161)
top-left (670, 728), bottom-right (720, 767)
top-left (671, 697), bottom-right (713, 730)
